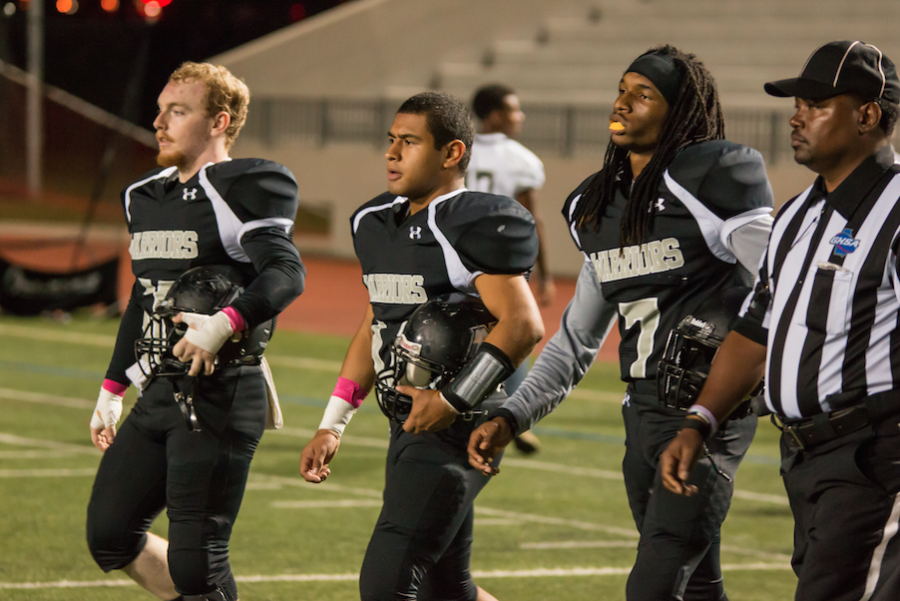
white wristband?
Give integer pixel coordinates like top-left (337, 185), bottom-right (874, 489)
top-left (90, 388), bottom-right (124, 430)
top-left (318, 395), bottom-right (358, 437)
top-left (181, 311), bottom-right (235, 355)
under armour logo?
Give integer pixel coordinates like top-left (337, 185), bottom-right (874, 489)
top-left (409, 226), bottom-right (422, 240)
top-left (655, 198), bottom-right (665, 212)
top-left (183, 188), bottom-right (197, 201)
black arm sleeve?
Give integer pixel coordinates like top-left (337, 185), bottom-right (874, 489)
top-left (220, 162), bottom-right (305, 327)
top-left (104, 281), bottom-right (145, 386)
top-left (229, 228), bottom-right (305, 327)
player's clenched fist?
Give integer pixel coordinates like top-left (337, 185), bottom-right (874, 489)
top-left (300, 429), bottom-right (341, 483)
top-left (467, 417), bottom-right (515, 476)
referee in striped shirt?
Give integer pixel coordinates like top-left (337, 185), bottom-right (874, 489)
top-left (660, 41), bottom-right (900, 601)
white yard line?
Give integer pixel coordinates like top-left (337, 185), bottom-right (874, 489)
top-left (0, 388), bottom-right (94, 410)
top-left (0, 433), bottom-right (98, 455)
top-left (0, 468), bottom-right (96, 478)
top-left (476, 507), bottom-right (640, 538)
top-left (272, 499), bottom-right (382, 509)
top-left (731, 490), bottom-right (790, 505)
top-left (519, 540), bottom-right (790, 562)
top-left (521, 541), bottom-right (637, 550)
top-left (720, 545), bottom-right (793, 562)
top-left (0, 324), bottom-right (116, 347)
top-left (0, 563), bottom-right (792, 589)
top-left (0, 450), bottom-right (75, 459)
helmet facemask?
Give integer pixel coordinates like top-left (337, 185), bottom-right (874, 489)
top-left (134, 265), bottom-right (271, 379)
top-left (657, 316), bottom-right (721, 410)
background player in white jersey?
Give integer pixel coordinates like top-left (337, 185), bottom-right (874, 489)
top-left (467, 46), bottom-right (774, 600)
top-left (86, 63), bottom-right (305, 601)
top-left (299, 91), bottom-right (543, 601)
top-left (467, 84), bottom-right (554, 306)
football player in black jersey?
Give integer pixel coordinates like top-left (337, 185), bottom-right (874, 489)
top-left (85, 62), bottom-right (305, 601)
top-left (299, 91), bottom-right (543, 601)
top-left (467, 46), bottom-right (775, 600)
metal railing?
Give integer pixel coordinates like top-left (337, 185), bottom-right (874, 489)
top-left (242, 97), bottom-right (797, 164)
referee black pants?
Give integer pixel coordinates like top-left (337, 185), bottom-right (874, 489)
top-left (359, 404), bottom-right (501, 601)
top-left (86, 367), bottom-right (267, 597)
top-left (781, 416), bottom-right (900, 601)
top-left (622, 397), bottom-right (757, 601)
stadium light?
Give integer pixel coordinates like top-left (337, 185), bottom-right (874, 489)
top-left (143, 0), bottom-right (159, 17)
top-left (55, 0), bottom-right (78, 14)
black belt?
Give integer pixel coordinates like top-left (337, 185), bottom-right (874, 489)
top-left (774, 389), bottom-right (900, 451)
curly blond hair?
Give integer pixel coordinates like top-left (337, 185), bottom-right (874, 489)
top-left (169, 62), bottom-right (250, 149)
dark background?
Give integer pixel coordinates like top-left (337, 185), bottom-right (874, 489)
top-left (0, 0), bottom-right (350, 127)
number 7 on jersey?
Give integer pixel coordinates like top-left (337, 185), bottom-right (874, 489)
top-left (619, 297), bottom-right (660, 379)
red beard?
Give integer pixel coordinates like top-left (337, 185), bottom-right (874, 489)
top-left (157, 148), bottom-right (185, 169)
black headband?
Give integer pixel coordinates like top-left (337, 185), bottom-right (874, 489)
top-left (625, 53), bottom-right (682, 108)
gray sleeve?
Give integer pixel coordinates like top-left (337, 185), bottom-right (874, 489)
top-left (726, 214), bottom-right (773, 274)
top-left (500, 259), bottom-right (618, 431)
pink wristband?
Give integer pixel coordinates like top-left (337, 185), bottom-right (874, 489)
top-left (221, 306), bottom-right (246, 333)
top-left (687, 404), bottom-right (719, 434)
top-left (102, 379), bottom-right (128, 396)
top-left (333, 376), bottom-right (368, 409)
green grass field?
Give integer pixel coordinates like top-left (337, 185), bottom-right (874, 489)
top-left (0, 314), bottom-right (798, 600)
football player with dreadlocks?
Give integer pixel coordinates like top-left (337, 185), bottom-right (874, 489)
top-left (85, 62), bottom-right (305, 601)
top-left (300, 91), bottom-right (543, 601)
top-left (467, 45), bottom-right (775, 600)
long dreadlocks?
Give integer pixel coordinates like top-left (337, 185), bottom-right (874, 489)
top-left (571, 45), bottom-right (726, 246)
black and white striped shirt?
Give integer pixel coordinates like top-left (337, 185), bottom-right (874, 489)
top-left (736, 146), bottom-right (900, 418)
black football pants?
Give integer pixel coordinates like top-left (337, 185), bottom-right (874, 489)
top-left (622, 396), bottom-right (757, 601)
top-left (359, 407), bottom-right (501, 601)
top-left (86, 367), bottom-right (267, 597)
top-left (781, 415), bottom-right (900, 601)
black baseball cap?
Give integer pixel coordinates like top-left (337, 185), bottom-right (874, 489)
top-left (764, 41), bottom-right (900, 103)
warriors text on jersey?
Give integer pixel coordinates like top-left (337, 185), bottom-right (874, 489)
top-left (563, 140), bottom-right (773, 386)
top-left (465, 133), bottom-right (545, 199)
top-left (105, 158), bottom-right (305, 386)
top-left (351, 188), bottom-right (538, 373)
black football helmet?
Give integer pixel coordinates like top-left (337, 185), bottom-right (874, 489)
top-left (657, 286), bottom-right (752, 410)
top-left (375, 293), bottom-right (497, 422)
top-left (135, 265), bottom-right (274, 378)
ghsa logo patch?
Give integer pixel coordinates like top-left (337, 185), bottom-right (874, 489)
top-left (829, 228), bottom-right (861, 257)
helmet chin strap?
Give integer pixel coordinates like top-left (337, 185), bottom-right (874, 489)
top-left (173, 375), bottom-right (200, 432)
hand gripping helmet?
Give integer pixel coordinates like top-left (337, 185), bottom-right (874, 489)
top-left (657, 286), bottom-right (751, 410)
top-left (134, 265), bottom-right (274, 378)
top-left (375, 293), bottom-right (497, 422)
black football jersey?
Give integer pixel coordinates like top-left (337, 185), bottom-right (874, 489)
top-left (124, 158), bottom-right (298, 313)
top-left (563, 140), bottom-right (773, 385)
top-left (351, 188), bottom-right (538, 373)
top-left (104, 158), bottom-right (303, 386)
